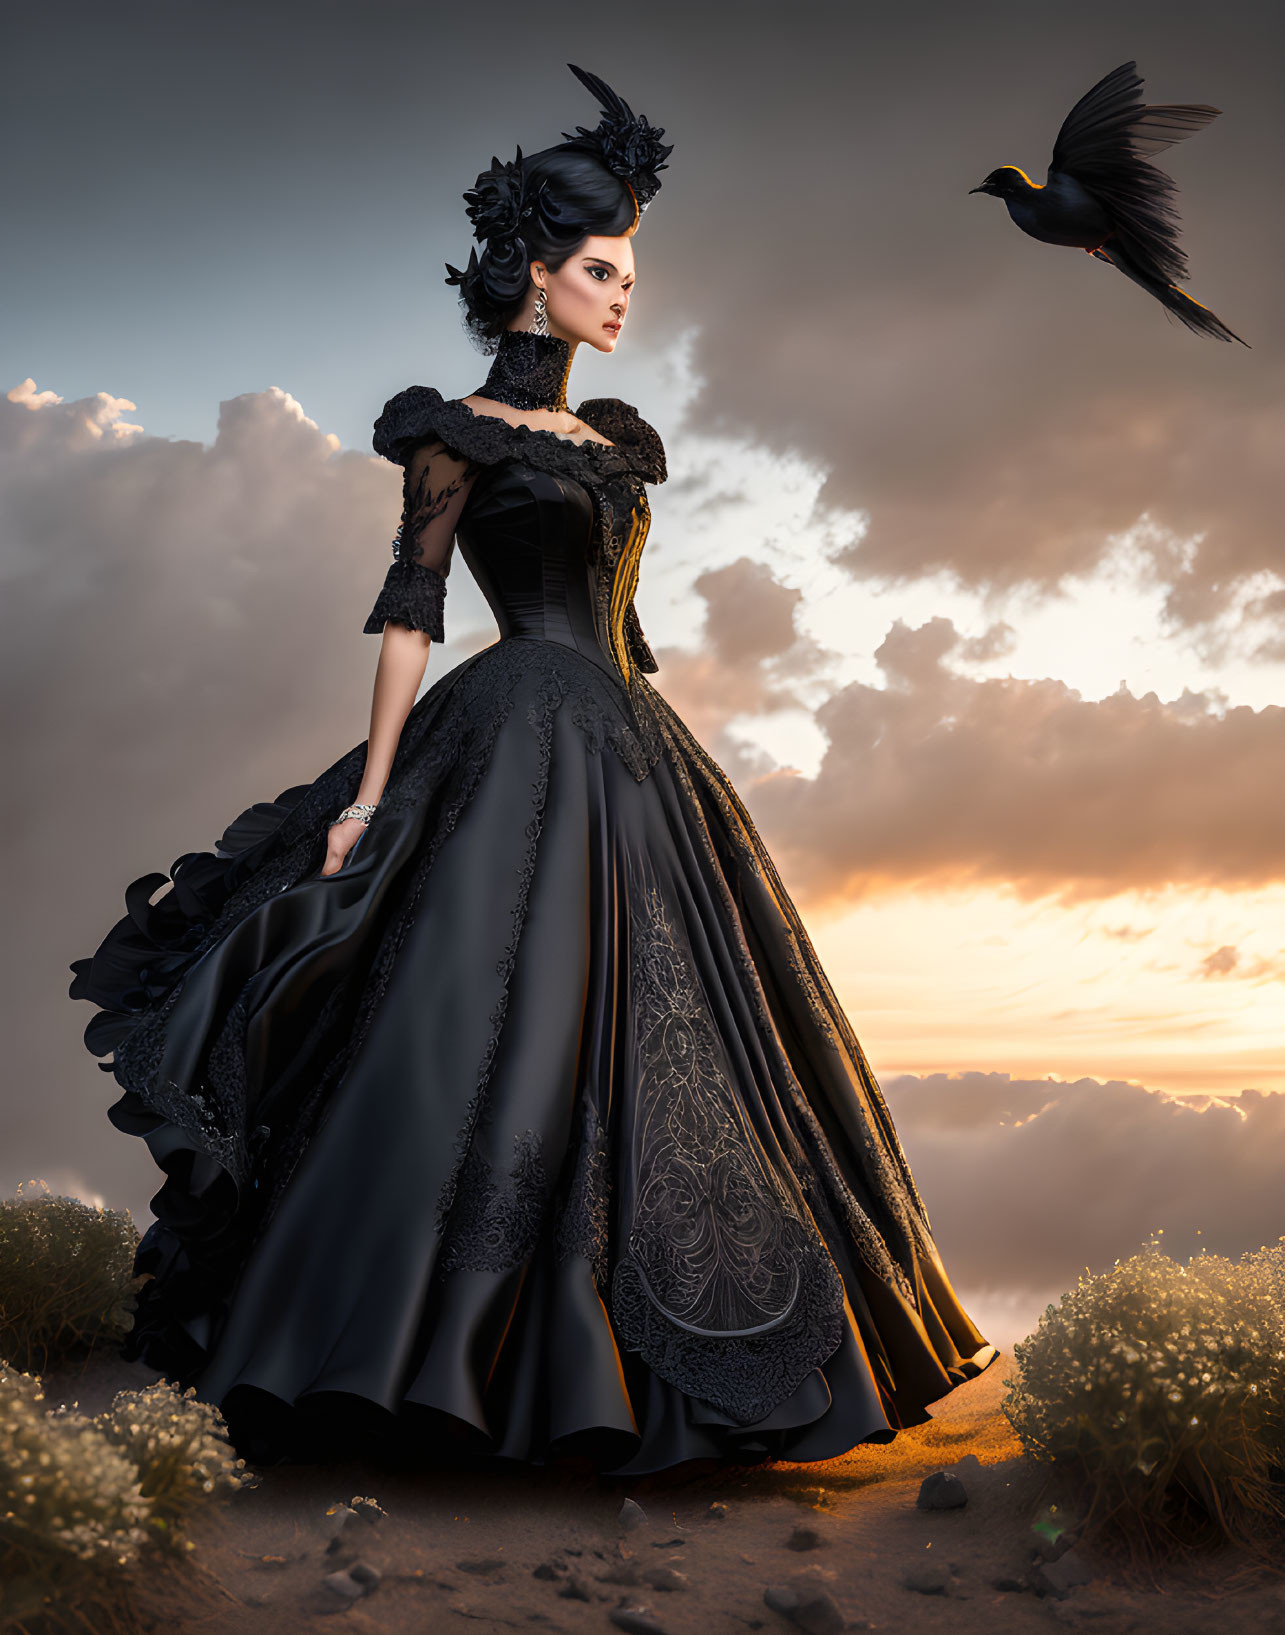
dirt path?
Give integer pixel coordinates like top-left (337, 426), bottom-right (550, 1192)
top-left (35, 1351), bottom-right (1285, 1633)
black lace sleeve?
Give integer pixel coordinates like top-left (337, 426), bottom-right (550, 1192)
top-left (363, 437), bottom-right (481, 641)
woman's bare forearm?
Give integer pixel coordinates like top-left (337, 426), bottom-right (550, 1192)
top-left (354, 625), bottom-right (432, 804)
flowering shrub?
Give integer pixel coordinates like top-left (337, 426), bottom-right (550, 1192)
top-left (0, 1183), bottom-right (142, 1372)
top-left (0, 1362), bottom-right (150, 1565)
top-left (1002, 1237), bottom-right (1285, 1554)
top-left (92, 1380), bottom-right (259, 1553)
top-left (1, 1360), bottom-right (151, 1630)
top-left (1, 1363), bottom-right (258, 1629)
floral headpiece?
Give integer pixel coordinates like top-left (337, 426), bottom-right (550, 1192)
top-left (444, 65), bottom-right (671, 336)
top-left (449, 64), bottom-right (670, 272)
top-left (556, 63), bottom-right (673, 213)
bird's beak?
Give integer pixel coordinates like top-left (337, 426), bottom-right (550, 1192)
top-left (968, 185), bottom-right (985, 194)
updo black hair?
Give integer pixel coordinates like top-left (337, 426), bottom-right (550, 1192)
top-left (444, 145), bottom-right (639, 354)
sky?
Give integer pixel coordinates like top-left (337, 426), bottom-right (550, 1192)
top-left (3, 0), bottom-right (1283, 1351)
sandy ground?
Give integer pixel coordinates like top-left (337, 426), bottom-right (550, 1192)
top-left (31, 1349), bottom-right (1285, 1635)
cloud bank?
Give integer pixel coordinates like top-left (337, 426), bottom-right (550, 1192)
top-left (652, 559), bottom-right (1285, 907)
top-left (885, 1070), bottom-right (1285, 1305)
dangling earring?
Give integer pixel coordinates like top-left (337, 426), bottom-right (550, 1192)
top-left (530, 285), bottom-right (549, 337)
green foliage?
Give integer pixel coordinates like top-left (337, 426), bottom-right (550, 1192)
top-left (0, 1182), bottom-right (143, 1372)
top-left (1002, 1236), bottom-right (1285, 1555)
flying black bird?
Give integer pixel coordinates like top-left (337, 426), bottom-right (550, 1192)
top-left (969, 60), bottom-right (1248, 346)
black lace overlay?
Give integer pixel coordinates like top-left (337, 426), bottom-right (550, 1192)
top-left (608, 859), bottom-right (847, 1426)
top-left (362, 559), bottom-right (447, 640)
top-left (363, 439), bottom-right (483, 643)
top-left (632, 682), bottom-right (940, 1294)
top-left (437, 1128), bottom-right (551, 1275)
top-left (553, 1098), bottom-right (611, 1291)
top-left (623, 601), bottom-right (659, 675)
top-left (372, 386), bottom-right (666, 487)
top-left (471, 330), bottom-right (573, 411)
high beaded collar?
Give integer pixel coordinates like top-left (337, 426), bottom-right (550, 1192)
top-left (473, 329), bottom-right (573, 412)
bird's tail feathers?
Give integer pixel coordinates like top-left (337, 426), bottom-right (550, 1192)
top-left (1096, 235), bottom-right (1250, 346)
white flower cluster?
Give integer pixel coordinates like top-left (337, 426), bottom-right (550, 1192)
top-left (92, 1380), bottom-right (260, 1551)
top-left (1, 1361), bottom-right (258, 1582)
top-left (1, 1362), bottom-right (149, 1568)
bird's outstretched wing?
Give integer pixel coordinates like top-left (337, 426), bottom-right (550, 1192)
top-left (1049, 60), bottom-right (1220, 287)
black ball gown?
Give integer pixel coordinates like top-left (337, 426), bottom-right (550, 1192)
top-left (69, 330), bottom-right (996, 1473)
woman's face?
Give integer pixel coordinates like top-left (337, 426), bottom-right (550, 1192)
top-left (533, 232), bottom-right (636, 353)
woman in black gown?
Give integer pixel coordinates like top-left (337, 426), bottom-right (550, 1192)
top-left (69, 64), bottom-right (996, 1474)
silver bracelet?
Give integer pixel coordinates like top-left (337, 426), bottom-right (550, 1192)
top-left (331, 803), bottom-right (379, 828)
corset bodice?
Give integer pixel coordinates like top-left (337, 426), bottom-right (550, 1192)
top-left (365, 385), bottom-right (667, 685)
top-left (456, 461), bottom-right (612, 679)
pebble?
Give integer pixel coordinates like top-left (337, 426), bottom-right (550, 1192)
top-left (455, 1555), bottom-right (507, 1575)
top-left (619, 1497), bottom-right (649, 1531)
top-left (597, 1561), bottom-right (644, 1586)
top-left (1037, 1548), bottom-right (1095, 1597)
top-left (786, 1524), bottom-right (826, 1550)
top-left (609, 1605), bottom-right (671, 1635)
top-left (322, 1561), bottom-right (380, 1600)
top-left (903, 1561), bottom-right (955, 1595)
top-left (706, 1502), bottom-right (728, 1520)
top-left (762, 1583), bottom-right (845, 1635)
top-left (322, 1570), bottom-right (366, 1602)
top-left (916, 1471), bottom-right (968, 1510)
top-left (643, 1566), bottom-right (688, 1591)
top-left (557, 1575), bottom-right (593, 1601)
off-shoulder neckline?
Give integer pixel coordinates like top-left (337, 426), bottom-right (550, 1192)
top-left (373, 384), bottom-right (667, 484)
top-left (453, 395), bottom-right (616, 451)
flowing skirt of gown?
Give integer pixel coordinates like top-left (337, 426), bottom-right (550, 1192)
top-left (70, 636), bottom-right (996, 1473)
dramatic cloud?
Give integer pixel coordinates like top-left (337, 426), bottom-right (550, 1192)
top-left (829, 384), bottom-right (1285, 645)
top-left (885, 1070), bottom-right (1285, 1302)
top-left (652, 40), bottom-right (1285, 654)
top-left (728, 606), bottom-right (1285, 907)
top-left (642, 556), bottom-right (828, 758)
top-left (691, 352), bottom-right (1285, 658)
top-left (3, 377), bottom-right (401, 811)
top-left (2, 381), bottom-right (406, 1165)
